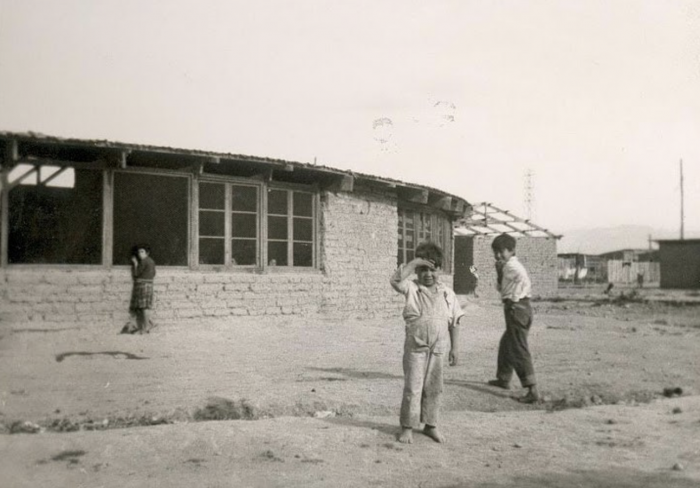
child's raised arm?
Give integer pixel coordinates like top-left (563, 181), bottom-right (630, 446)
top-left (390, 258), bottom-right (435, 293)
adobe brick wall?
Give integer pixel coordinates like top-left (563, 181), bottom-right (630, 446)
top-left (470, 235), bottom-right (559, 300)
top-left (0, 268), bottom-right (326, 327)
top-left (318, 187), bottom-right (401, 319)
top-left (0, 186), bottom-right (455, 327)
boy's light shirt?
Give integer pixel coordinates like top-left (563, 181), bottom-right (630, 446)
top-left (497, 256), bottom-right (531, 301)
top-left (391, 266), bottom-right (464, 327)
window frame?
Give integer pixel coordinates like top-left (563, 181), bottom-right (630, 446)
top-left (3, 163), bottom-right (105, 268)
top-left (264, 183), bottom-right (319, 270)
top-left (0, 161), bottom-right (321, 272)
top-left (194, 176), bottom-right (320, 271)
top-left (195, 175), bottom-right (263, 269)
top-left (112, 168), bottom-right (192, 268)
top-left (397, 205), bottom-right (453, 272)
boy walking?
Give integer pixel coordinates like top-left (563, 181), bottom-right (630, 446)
top-left (488, 234), bottom-right (540, 403)
top-left (390, 242), bottom-right (464, 444)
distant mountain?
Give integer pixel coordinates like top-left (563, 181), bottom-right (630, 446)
top-left (556, 226), bottom-right (690, 255)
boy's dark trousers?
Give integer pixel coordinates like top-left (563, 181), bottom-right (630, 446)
top-left (497, 298), bottom-right (536, 387)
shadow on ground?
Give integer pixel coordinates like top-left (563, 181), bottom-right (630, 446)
top-left (55, 351), bottom-right (149, 362)
top-left (308, 367), bottom-right (516, 401)
top-left (324, 416), bottom-right (397, 437)
top-left (444, 469), bottom-right (697, 488)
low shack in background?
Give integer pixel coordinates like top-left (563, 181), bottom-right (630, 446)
top-left (557, 253), bottom-right (607, 283)
top-left (656, 239), bottom-right (700, 289)
top-left (558, 247), bottom-right (661, 286)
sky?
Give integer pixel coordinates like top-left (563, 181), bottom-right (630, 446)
top-left (1, 0), bottom-right (699, 237)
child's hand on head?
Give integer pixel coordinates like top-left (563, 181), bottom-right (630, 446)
top-left (413, 258), bottom-right (436, 270)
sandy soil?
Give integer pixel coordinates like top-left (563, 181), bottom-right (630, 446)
top-left (1, 288), bottom-right (699, 487)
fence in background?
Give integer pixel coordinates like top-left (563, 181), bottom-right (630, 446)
top-left (607, 260), bottom-right (660, 285)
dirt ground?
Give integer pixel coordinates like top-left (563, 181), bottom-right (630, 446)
top-left (1, 286), bottom-right (700, 487)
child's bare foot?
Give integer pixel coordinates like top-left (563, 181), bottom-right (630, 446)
top-left (423, 425), bottom-right (445, 443)
top-left (397, 427), bottom-right (413, 444)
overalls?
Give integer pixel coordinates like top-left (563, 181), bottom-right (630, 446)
top-left (400, 284), bottom-right (452, 428)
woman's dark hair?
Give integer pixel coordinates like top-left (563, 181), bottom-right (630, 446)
top-left (131, 244), bottom-right (151, 257)
top-left (491, 234), bottom-right (516, 253)
top-left (415, 241), bottom-right (444, 269)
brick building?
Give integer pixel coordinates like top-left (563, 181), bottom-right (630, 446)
top-left (0, 133), bottom-right (471, 326)
top-left (453, 203), bottom-right (560, 299)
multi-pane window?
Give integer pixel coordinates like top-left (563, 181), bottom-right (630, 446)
top-left (397, 208), bottom-right (451, 270)
top-left (267, 189), bottom-right (314, 267)
top-left (231, 185), bottom-right (258, 265)
top-left (418, 212), bottom-right (432, 243)
top-left (3, 162), bottom-right (318, 269)
top-left (397, 211), bottom-right (416, 265)
top-left (198, 181), bottom-right (260, 266)
top-left (198, 182), bottom-right (226, 265)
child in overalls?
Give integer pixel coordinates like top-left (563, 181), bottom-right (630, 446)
top-left (390, 242), bottom-right (464, 444)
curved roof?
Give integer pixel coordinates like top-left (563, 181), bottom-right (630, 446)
top-left (0, 131), bottom-right (471, 218)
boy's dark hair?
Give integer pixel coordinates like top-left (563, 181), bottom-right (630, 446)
top-left (491, 234), bottom-right (516, 253)
top-left (415, 241), bottom-right (443, 268)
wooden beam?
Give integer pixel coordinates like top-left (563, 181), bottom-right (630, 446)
top-left (459, 225), bottom-right (490, 235)
top-left (451, 200), bottom-right (465, 214)
top-left (186, 162), bottom-right (204, 175)
top-left (326, 174), bottom-right (354, 192)
top-left (102, 170), bottom-right (114, 267)
top-left (8, 165), bottom-right (37, 187)
top-left (467, 201), bottom-right (560, 238)
top-left (1, 140), bottom-right (17, 267)
top-left (118, 150), bottom-right (130, 168)
top-left (429, 194), bottom-right (452, 211)
top-left (462, 204), bottom-right (473, 220)
top-left (354, 175), bottom-right (396, 189)
top-left (1, 139), bottom-right (18, 169)
top-left (18, 157), bottom-right (108, 171)
top-left (39, 166), bottom-right (68, 186)
top-left (97, 150), bottom-right (130, 168)
top-left (191, 174), bottom-right (200, 269)
top-left (250, 168), bottom-right (274, 182)
top-left (398, 187), bottom-right (429, 204)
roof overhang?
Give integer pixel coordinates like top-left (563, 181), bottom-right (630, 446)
top-left (0, 132), bottom-right (471, 218)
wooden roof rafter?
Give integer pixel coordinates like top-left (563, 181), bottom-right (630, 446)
top-left (454, 201), bottom-right (560, 238)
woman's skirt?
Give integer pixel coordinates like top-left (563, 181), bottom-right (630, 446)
top-left (130, 281), bottom-right (154, 311)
